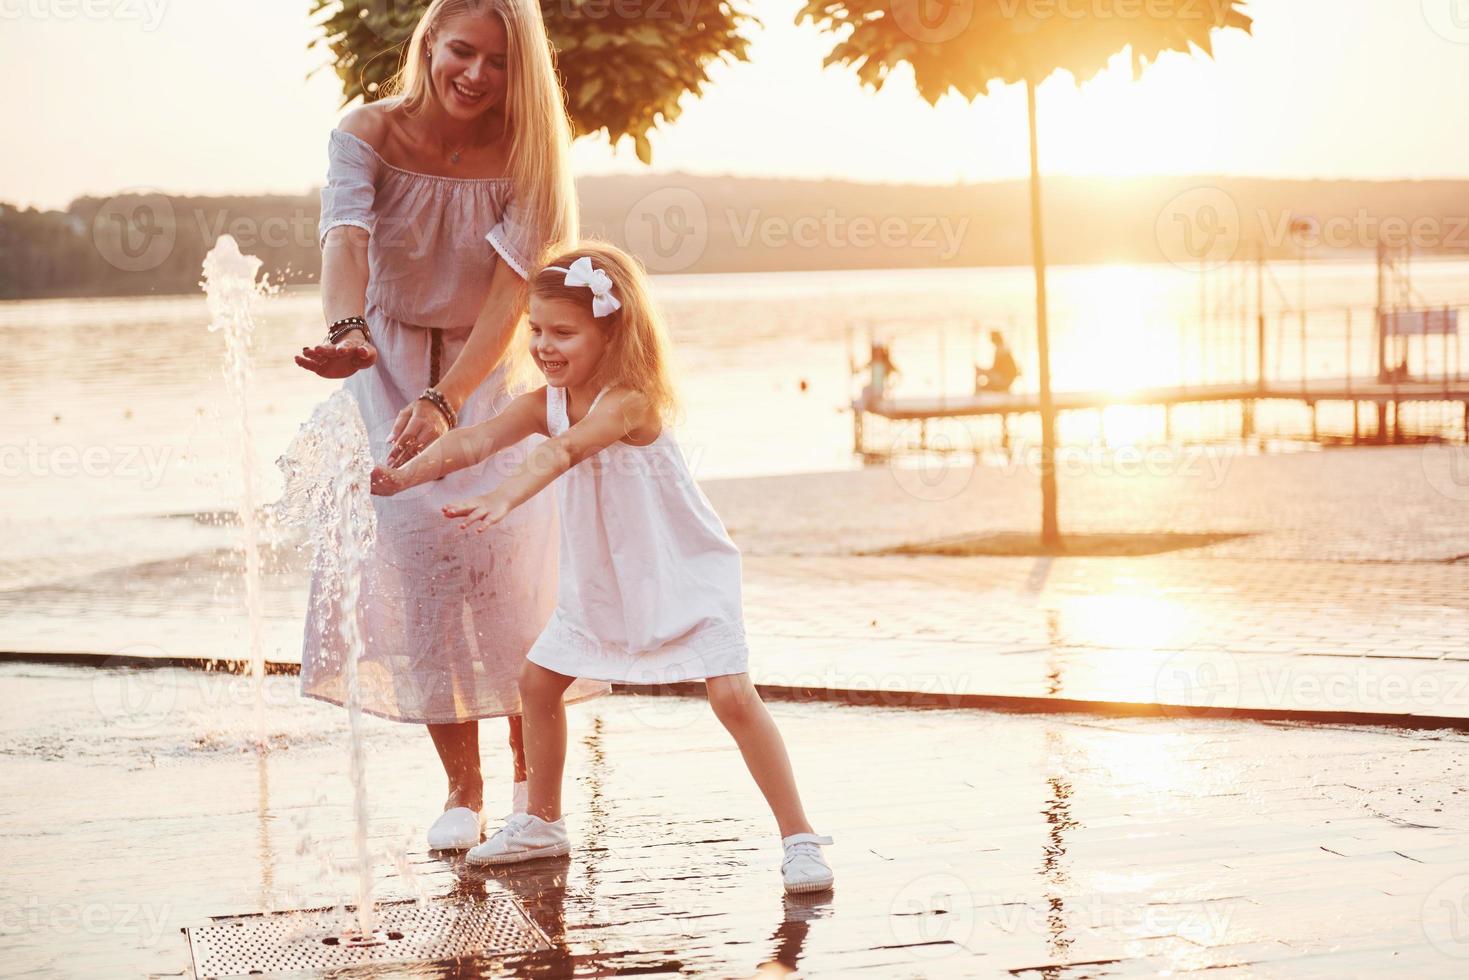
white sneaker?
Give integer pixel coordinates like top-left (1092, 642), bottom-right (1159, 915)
top-left (466, 813), bottom-right (570, 866)
top-left (426, 806), bottom-right (483, 851)
top-left (781, 833), bottom-right (834, 893)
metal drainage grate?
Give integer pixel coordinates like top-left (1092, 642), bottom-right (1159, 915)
top-left (185, 898), bottom-right (551, 978)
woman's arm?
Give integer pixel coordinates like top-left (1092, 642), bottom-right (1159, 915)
top-left (373, 386), bottom-right (548, 496)
top-left (297, 109), bottom-right (382, 378)
top-left (444, 388), bottom-right (652, 530)
top-left (386, 257), bottom-right (526, 464)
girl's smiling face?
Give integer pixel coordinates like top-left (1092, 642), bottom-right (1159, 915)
top-left (528, 295), bottom-right (609, 388)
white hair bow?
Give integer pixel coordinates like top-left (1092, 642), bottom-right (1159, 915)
top-left (547, 256), bottom-right (622, 318)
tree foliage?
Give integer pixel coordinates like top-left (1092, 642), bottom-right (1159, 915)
top-left (309, 0), bottom-right (757, 163)
top-left (797, 0), bottom-right (1252, 102)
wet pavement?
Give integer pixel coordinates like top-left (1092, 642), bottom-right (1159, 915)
top-left (5, 445), bottom-right (1469, 723)
top-left (6, 660), bottom-right (1469, 978)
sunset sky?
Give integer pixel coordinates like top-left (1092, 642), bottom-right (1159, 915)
top-left (3, 0), bottom-right (1469, 211)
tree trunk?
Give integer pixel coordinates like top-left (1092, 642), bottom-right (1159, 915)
top-left (1026, 78), bottom-right (1060, 548)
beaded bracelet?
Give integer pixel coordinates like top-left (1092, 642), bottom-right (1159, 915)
top-left (417, 387), bottom-right (457, 428)
top-left (328, 316), bottom-right (372, 346)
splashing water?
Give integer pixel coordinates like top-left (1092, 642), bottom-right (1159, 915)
top-left (201, 235), bottom-right (269, 748)
top-left (277, 389), bottom-right (379, 937)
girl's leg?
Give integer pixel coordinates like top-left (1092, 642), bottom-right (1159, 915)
top-left (519, 661), bottom-right (576, 821)
top-left (427, 721), bottom-right (482, 812)
top-left (705, 673), bottom-right (815, 839)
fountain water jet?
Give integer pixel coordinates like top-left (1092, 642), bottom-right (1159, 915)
top-left (277, 389), bottom-right (379, 937)
top-left (201, 234), bottom-right (269, 748)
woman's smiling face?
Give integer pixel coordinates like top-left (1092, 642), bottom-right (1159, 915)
top-left (427, 13), bottom-right (508, 121)
top-left (528, 296), bottom-right (609, 388)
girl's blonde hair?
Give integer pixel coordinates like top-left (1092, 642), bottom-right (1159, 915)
top-left (386, 0), bottom-right (578, 272)
top-left (531, 242), bottom-right (679, 423)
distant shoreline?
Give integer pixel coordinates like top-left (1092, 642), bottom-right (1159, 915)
top-left (7, 172), bottom-right (1469, 300)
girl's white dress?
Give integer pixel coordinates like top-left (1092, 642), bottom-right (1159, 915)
top-left (526, 385), bottom-right (750, 684)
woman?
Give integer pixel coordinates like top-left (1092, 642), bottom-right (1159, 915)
top-left (294, 0), bottom-right (607, 851)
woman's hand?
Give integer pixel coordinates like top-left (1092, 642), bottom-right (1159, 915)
top-left (443, 493), bottom-right (510, 533)
top-left (295, 331), bottom-right (378, 379)
top-left (387, 398), bottom-right (450, 468)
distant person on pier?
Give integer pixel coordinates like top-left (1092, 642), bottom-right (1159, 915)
top-left (858, 340), bottom-right (899, 407)
top-left (974, 330), bottom-right (1018, 394)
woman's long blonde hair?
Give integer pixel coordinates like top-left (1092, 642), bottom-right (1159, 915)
top-left (531, 242), bottom-right (680, 424)
top-left (386, 0), bottom-right (578, 269)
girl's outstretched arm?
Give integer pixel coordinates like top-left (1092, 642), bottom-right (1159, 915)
top-left (371, 386), bottom-right (548, 496)
top-left (444, 387), bottom-right (653, 531)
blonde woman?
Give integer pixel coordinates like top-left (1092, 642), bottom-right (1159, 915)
top-left (295, 0), bottom-right (607, 851)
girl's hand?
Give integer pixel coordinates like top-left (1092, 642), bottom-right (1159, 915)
top-left (370, 464), bottom-right (404, 496)
top-left (443, 494), bottom-right (510, 533)
top-left (295, 331), bottom-right (378, 379)
top-left (387, 399), bottom-right (450, 468)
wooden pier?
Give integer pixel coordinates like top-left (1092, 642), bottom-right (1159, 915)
top-left (852, 375), bottom-right (1469, 454)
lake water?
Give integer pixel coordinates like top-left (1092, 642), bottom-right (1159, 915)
top-left (4, 259), bottom-right (1467, 596)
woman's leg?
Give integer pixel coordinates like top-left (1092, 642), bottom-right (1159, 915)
top-left (519, 661), bottom-right (576, 821)
top-left (507, 715), bottom-right (528, 783)
top-left (427, 721), bottom-right (482, 812)
top-left (705, 673), bottom-right (815, 839)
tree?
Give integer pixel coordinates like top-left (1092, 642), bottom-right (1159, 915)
top-left (310, 0), bottom-right (757, 163)
top-left (798, 0), bottom-right (1252, 547)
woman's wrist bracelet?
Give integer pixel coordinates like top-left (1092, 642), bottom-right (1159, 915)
top-left (328, 316), bottom-right (371, 346)
top-left (418, 387), bottom-right (457, 429)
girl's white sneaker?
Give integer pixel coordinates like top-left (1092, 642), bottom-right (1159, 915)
top-left (426, 806), bottom-right (484, 851)
top-left (781, 833), bottom-right (835, 893)
top-left (466, 813), bottom-right (570, 866)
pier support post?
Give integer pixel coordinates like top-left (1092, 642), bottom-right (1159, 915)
top-left (1352, 402), bottom-right (1360, 444)
top-left (853, 408), bottom-right (864, 457)
top-left (1309, 402), bottom-right (1318, 443)
top-left (1000, 414), bottom-right (1011, 452)
top-left (1393, 401), bottom-right (1402, 444)
top-left (1377, 401), bottom-right (1388, 444)
top-left (1241, 400), bottom-right (1255, 441)
top-left (1463, 402), bottom-right (1468, 444)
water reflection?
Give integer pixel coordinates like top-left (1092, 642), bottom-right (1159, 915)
top-left (1039, 729), bottom-right (1079, 963)
top-left (748, 892), bottom-right (833, 978)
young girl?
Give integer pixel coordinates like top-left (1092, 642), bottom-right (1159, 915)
top-left (372, 242), bottom-right (834, 893)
